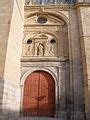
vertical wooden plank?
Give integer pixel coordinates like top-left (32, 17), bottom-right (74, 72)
top-left (23, 72), bottom-right (39, 116)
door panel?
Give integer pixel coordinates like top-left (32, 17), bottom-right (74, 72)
top-left (23, 71), bottom-right (55, 117)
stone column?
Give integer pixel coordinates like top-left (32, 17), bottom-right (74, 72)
top-left (65, 61), bottom-right (71, 119)
top-left (58, 61), bottom-right (67, 119)
top-left (20, 86), bottom-right (23, 116)
top-left (70, 60), bottom-right (85, 120)
top-left (69, 9), bottom-right (85, 120)
top-left (55, 78), bottom-right (59, 117)
top-left (77, 4), bottom-right (90, 120)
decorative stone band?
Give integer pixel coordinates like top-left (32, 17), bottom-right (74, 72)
top-left (25, 0), bottom-right (76, 5)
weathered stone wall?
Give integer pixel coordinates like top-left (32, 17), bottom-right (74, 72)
top-left (68, 8), bottom-right (85, 120)
top-left (0, 0), bottom-right (13, 118)
top-left (0, 0), bottom-right (24, 119)
top-left (77, 4), bottom-right (90, 119)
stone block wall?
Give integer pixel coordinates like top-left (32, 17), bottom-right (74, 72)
top-left (77, 4), bottom-right (90, 119)
top-left (1, 81), bottom-right (20, 119)
top-left (0, 0), bottom-right (13, 118)
top-left (0, 0), bottom-right (24, 119)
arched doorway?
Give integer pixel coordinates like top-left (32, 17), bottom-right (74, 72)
top-left (23, 70), bottom-right (55, 117)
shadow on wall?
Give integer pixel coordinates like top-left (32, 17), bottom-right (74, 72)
top-left (0, 108), bottom-right (87, 120)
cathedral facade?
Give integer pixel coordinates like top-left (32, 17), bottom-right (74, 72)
top-left (0, 0), bottom-right (90, 120)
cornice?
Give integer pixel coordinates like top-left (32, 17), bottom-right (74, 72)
top-left (24, 24), bottom-right (64, 27)
top-left (75, 3), bottom-right (90, 8)
top-left (24, 3), bottom-right (90, 11)
top-left (24, 4), bottom-right (75, 10)
top-left (21, 57), bottom-right (69, 62)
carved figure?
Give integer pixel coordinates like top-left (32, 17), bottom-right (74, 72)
top-left (49, 45), bottom-right (55, 55)
top-left (26, 46), bottom-right (30, 56)
top-left (26, 45), bottom-right (33, 56)
top-left (25, 0), bottom-right (30, 5)
top-left (46, 43), bottom-right (55, 56)
top-left (37, 43), bottom-right (44, 56)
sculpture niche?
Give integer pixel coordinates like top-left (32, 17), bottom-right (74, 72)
top-left (37, 43), bottom-right (44, 56)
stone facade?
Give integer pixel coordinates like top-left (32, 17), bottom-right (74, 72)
top-left (0, 0), bottom-right (90, 120)
top-left (77, 5), bottom-right (90, 119)
top-left (0, 0), bottom-right (24, 119)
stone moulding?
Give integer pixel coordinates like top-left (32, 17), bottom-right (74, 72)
top-left (24, 4), bottom-right (75, 10)
top-left (75, 3), bottom-right (90, 7)
top-left (25, 11), bottom-right (69, 26)
top-left (20, 57), bottom-right (69, 62)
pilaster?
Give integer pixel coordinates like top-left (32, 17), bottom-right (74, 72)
top-left (69, 7), bottom-right (85, 120)
top-left (57, 61), bottom-right (70, 119)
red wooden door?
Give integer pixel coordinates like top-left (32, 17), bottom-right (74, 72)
top-left (23, 71), bottom-right (55, 117)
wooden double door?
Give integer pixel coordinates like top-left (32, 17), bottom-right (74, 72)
top-left (23, 71), bottom-right (55, 117)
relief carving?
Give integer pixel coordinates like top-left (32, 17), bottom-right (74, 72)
top-left (26, 45), bottom-right (33, 56)
top-left (37, 43), bottom-right (44, 56)
top-left (26, 46), bottom-right (30, 56)
top-left (47, 44), bottom-right (55, 56)
top-left (25, 40), bottom-right (56, 57)
top-left (23, 33), bottom-right (57, 57)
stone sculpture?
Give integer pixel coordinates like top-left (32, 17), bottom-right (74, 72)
top-left (37, 43), bottom-right (44, 56)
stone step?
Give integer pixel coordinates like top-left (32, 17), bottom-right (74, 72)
top-left (9, 117), bottom-right (65, 120)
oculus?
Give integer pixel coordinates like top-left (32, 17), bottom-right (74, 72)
top-left (50, 39), bottom-right (56, 44)
top-left (27, 39), bottom-right (32, 44)
top-left (37, 16), bottom-right (47, 24)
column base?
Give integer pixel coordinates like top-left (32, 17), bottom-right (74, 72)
top-left (85, 112), bottom-right (90, 120)
top-left (55, 111), bottom-right (86, 120)
top-left (55, 111), bottom-right (67, 120)
top-left (71, 111), bottom-right (86, 120)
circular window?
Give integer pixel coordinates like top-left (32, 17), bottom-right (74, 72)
top-left (37, 16), bottom-right (47, 24)
top-left (50, 39), bottom-right (56, 44)
top-left (27, 39), bottom-right (32, 44)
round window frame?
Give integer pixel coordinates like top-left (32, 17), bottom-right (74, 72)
top-left (37, 16), bottom-right (48, 24)
top-left (27, 39), bottom-right (32, 44)
top-left (50, 39), bottom-right (56, 44)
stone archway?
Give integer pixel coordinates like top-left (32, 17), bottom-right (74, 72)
top-left (21, 9), bottom-right (70, 118)
top-left (23, 70), bottom-right (55, 117)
